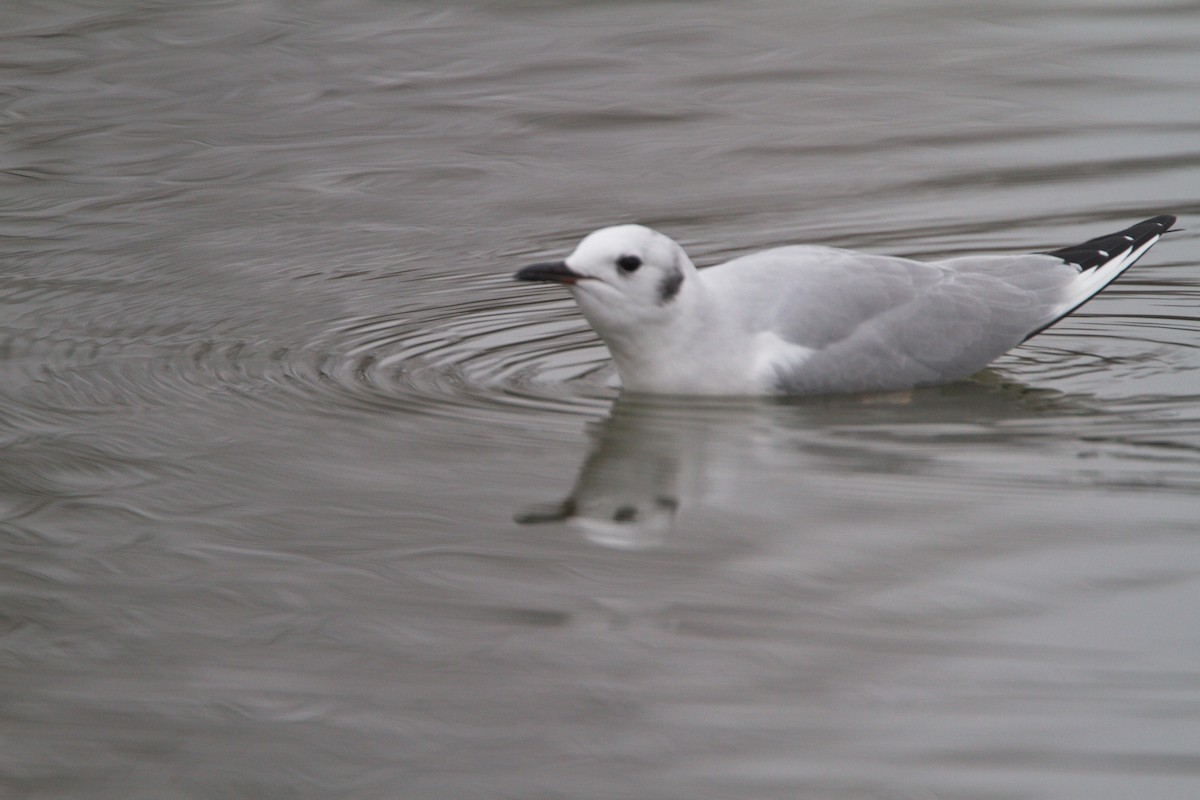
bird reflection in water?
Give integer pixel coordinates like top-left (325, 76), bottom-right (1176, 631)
top-left (514, 378), bottom-right (1082, 549)
top-left (514, 397), bottom-right (712, 549)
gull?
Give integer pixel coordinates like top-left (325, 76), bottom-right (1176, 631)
top-left (514, 215), bottom-right (1176, 395)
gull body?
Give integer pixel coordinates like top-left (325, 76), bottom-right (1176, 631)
top-left (515, 216), bottom-right (1175, 396)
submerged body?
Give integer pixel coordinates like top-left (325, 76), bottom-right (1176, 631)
top-left (515, 216), bottom-right (1175, 396)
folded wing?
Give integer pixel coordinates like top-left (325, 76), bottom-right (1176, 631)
top-left (705, 214), bottom-right (1173, 394)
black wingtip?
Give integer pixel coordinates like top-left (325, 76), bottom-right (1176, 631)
top-left (1043, 214), bottom-right (1176, 271)
top-left (1135, 214), bottom-right (1177, 234)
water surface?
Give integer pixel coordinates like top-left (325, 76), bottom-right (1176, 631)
top-left (2, 1), bottom-right (1199, 798)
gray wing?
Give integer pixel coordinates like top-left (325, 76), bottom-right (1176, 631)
top-left (707, 246), bottom-right (1080, 394)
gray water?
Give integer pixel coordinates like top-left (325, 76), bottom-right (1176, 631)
top-left (2, 1), bottom-right (1199, 798)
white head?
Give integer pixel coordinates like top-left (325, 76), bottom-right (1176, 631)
top-left (515, 225), bottom-right (699, 344)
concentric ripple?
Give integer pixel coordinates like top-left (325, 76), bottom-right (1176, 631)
top-left (0, 273), bottom-right (619, 429)
top-left (311, 287), bottom-right (618, 418)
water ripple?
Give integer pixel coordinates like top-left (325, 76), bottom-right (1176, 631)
top-left (0, 278), bottom-right (618, 429)
top-left (316, 293), bottom-right (616, 419)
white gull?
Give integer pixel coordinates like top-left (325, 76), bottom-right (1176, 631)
top-left (515, 215), bottom-right (1176, 395)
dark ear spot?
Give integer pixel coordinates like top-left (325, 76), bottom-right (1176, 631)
top-left (654, 495), bottom-right (679, 511)
top-left (657, 268), bottom-right (684, 304)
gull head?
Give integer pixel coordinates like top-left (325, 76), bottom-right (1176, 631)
top-left (514, 224), bottom-right (698, 341)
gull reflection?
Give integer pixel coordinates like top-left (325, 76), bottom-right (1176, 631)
top-left (516, 377), bottom-right (1082, 549)
top-left (514, 397), bottom-right (719, 548)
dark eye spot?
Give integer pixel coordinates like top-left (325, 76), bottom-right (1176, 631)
top-left (612, 505), bottom-right (638, 522)
top-left (616, 255), bottom-right (642, 273)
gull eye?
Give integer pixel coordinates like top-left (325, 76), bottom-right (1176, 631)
top-left (616, 254), bottom-right (642, 273)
